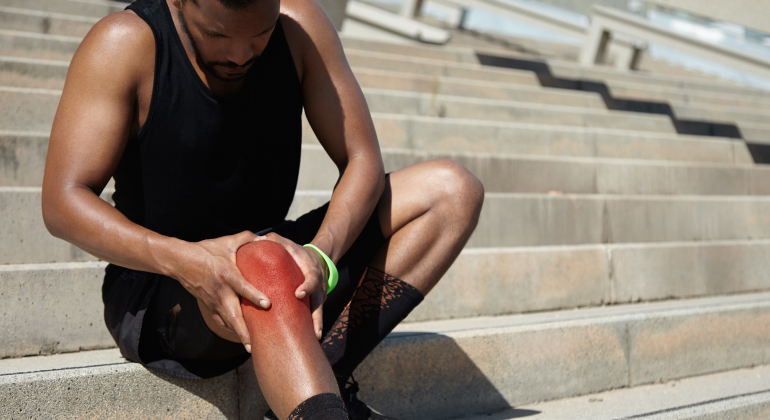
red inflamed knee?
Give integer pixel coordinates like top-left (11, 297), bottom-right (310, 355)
top-left (236, 241), bottom-right (315, 353)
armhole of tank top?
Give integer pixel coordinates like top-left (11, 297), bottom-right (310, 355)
top-left (277, 18), bottom-right (302, 88)
top-left (132, 8), bottom-right (161, 143)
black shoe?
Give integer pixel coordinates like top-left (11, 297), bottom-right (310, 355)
top-left (339, 376), bottom-right (398, 420)
top-left (262, 377), bottom-right (398, 420)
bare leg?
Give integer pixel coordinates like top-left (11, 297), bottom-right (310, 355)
top-left (372, 159), bottom-right (484, 294)
top-left (198, 242), bottom-right (340, 419)
top-left (320, 159), bottom-right (484, 389)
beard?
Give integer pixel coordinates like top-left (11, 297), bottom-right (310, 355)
top-left (178, 10), bottom-right (258, 82)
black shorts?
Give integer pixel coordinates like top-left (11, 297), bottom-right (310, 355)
top-left (102, 201), bottom-right (385, 379)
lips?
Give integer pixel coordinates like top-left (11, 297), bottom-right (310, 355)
top-left (222, 67), bottom-right (246, 75)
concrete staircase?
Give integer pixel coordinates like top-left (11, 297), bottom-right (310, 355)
top-left (3, 0), bottom-right (770, 418)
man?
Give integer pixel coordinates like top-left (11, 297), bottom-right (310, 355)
top-left (41, 0), bottom-right (484, 418)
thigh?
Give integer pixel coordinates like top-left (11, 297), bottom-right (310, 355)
top-left (140, 275), bottom-right (250, 379)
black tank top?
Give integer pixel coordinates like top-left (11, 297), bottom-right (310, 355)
top-left (115, 0), bottom-right (303, 242)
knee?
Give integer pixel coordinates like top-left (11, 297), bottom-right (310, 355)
top-left (429, 159), bottom-right (484, 224)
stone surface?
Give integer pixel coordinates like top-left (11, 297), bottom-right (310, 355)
top-left (0, 187), bottom-right (110, 264)
top-left (0, 0), bottom-right (123, 18)
top-left (362, 88), bottom-right (676, 132)
top-left (462, 364), bottom-right (770, 420)
top-left (469, 193), bottom-right (770, 248)
top-left (240, 293), bottom-right (770, 419)
top-left (306, 114), bottom-right (750, 164)
top-left (13, 188), bottom-right (770, 264)
top-left (0, 86), bottom-right (60, 132)
top-left (0, 131), bottom-right (50, 186)
top-left (407, 245), bottom-right (610, 321)
top-left (610, 240), bottom-right (770, 303)
top-left (0, 6), bottom-right (99, 37)
top-left (0, 261), bottom-right (112, 358)
top-left (9, 240), bottom-right (770, 358)
top-left (0, 350), bottom-right (240, 419)
top-left (0, 29), bottom-right (80, 61)
top-left (3, 86), bottom-right (677, 134)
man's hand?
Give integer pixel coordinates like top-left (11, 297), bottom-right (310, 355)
top-left (172, 231), bottom-right (271, 353)
top-left (258, 232), bottom-right (328, 340)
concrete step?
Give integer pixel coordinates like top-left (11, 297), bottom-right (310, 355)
top-left (299, 146), bottom-right (770, 196)
top-left (9, 53), bottom-right (765, 140)
top-left (0, 349), bottom-right (241, 419)
top-left (5, 19), bottom-right (769, 105)
top-left (4, 292), bottom-right (770, 419)
top-left (4, 29), bottom-right (768, 129)
top-left (4, 130), bottom-right (760, 195)
top-left (354, 67), bottom-right (604, 108)
top-left (345, 48), bottom-right (541, 86)
top-left (5, 239), bottom-right (770, 359)
top-left (727, 121), bottom-right (770, 146)
top-left (0, 0), bottom-right (124, 18)
top-left (608, 80), bottom-right (770, 111)
top-left (0, 85), bottom-right (678, 134)
top-left (472, 46), bottom-right (770, 100)
top-left (0, 6), bottom-right (98, 38)
top-left (1, 125), bottom-right (750, 193)
top-left (0, 55), bottom-right (68, 90)
top-left (318, 114), bottom-right (752, 165)
top-left (341, 35), bottom-right (478, 64)
top-left (0, 54), bottom-right (606, 109)
top-left (10, 188), bottom-right (770, 264)
top-left (343, 38), bottom-right (770, 99)
top-left (463, 365), bottom-right (770, 420)
top-left (0, 86), bottom-right (61, 132)
top-left (467, 193), bottom-right (770, 248)
top-left (0, 29), bottom-right (80, 61)
top-left (362, 89), bottom-right (675, 132)
top-left (347, 48), bottom-right (770, 110)
top-left (544, 58), bottom-right (770, 100)
top-left (671, 101), bottom-right (770, 126)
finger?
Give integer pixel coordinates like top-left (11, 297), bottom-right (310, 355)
top-left (227, 269), bottom-right (271, 309)
top-left (222, 294), bottom-right (252, 353)
top-left (310, 291), bottom-right (324, 340)
top-left (236, 230), bottom-right (259, 245)
top-left (294, 273), bottom-right (321, 300)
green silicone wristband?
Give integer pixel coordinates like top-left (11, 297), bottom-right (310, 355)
top-left (303, 244), bottom-right (338, 294)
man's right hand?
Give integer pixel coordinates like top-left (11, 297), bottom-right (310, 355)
top-left (171, 231), bottom-right (271, 353)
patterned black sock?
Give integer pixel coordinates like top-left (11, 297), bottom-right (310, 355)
top-left (287, 393), bottom-right (347, 420)
top-left (321, 267), bottom-right (425, 382)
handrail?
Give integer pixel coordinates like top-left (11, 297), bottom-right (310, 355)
top-left (580, 5), bottom-right (770, 78)
top-left (439, 0), bottom-right (587, 39)
top-left (346, 0), bottom-right (451, 44)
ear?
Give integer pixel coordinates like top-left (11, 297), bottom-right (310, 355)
top-left (170, 0), bottom-right (183, 10)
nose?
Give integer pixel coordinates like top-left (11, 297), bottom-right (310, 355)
top-left (225, 40), bottom-right (255, 67)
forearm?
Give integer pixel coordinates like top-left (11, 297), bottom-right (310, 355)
top-left (310, 153), bottom-right (385, 263)
top-left (43, 184), bottom-right (190, 278)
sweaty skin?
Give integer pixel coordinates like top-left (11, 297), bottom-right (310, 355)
top-left (42, 0), bottom-right (485, 414)
top-left (42, 0), bottom-right (385, 350)
top-left (237, 241), bottom-right (338, 419)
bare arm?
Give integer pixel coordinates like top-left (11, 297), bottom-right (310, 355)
top-left (42, 11), bottom-right (270, 351)
top-left (277, 0), bottom-right (385, 328)
top-left (281, 0), bottom-right (385, 262)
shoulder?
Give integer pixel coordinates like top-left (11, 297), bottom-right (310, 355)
top-left (69, 10), bottom-right (155, 87)
top-left (279, 0), bottom-right (348, 83)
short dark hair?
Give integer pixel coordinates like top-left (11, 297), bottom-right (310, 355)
top-left (183, 0), bottom-right (263, 10)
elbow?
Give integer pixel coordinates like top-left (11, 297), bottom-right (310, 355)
top-left (41, 193), bottom-right (63, 239)
top-left (41, 184), bottom-right (69, 240)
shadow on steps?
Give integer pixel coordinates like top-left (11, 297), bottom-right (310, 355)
top-left (476, 53), bottom-right (770, 164)
top-left (236, 332), bottom-right (536, 419)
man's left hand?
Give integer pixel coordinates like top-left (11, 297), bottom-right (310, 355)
top-left (257, 233), bottom-right (328, 340)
